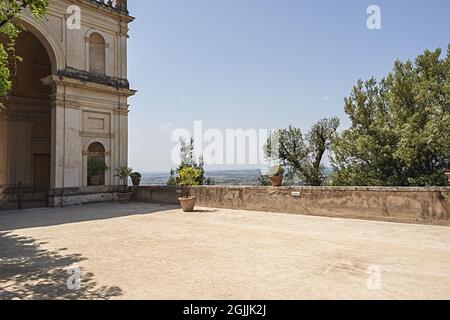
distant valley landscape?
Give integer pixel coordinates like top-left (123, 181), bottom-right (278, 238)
top-left (141, 169), bottom-right (263, 186)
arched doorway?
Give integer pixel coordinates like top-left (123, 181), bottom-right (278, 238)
top-left (87, 142), bottom-right (107, 186)
top-left (0, 31), bottom-right (52, 189)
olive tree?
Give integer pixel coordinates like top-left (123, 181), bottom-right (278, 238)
top-left (266, 118), bottom-right (340, 186)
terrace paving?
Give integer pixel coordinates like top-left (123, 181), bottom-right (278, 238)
top-left (1, 202), bottom-right (449, 300)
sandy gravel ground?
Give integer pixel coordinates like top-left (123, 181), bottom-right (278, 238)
top-left (1, 202), bottom-right (450, 300)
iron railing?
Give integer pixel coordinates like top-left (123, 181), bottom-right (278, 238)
top-left (0, 183), bottom-right (49, 212)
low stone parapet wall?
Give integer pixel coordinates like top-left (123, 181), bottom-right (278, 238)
top-left (133, 186), bottom-right (450, 225)
top-left (49, 186), bottom-right (119, 207)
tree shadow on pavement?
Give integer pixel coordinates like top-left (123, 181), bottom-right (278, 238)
top-left (0, 202), bottom-right (180, 232)
top-left (0, 232), bottom-right (122, 300)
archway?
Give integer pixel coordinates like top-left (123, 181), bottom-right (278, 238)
top-left (0, 31), bottom-right (53, 189)
top-left (13, 15), bottom-right (64, 74)
top-left (87, 142), bottom-right (107, 186)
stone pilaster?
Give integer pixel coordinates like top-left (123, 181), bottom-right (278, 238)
top-left (45, 76), bottom-right (83, 191)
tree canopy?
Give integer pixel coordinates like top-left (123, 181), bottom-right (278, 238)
top-left (0, 0), bottom-right (48, 98)
top-left (266, 118), bottom-right (340, 186)
top-left (167, 138), bottom-right (213, 186)
top-left (331, 45), bottom-right (450, 186)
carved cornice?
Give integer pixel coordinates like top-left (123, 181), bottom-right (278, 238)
top-left (42, 74), bottom-right (137, 97)
top-left (57, 68), bottom-right (130, 89)
top-left (114, 108), bottom-right (129, 115)
top-left (80, 131), bottom-right (115, 138)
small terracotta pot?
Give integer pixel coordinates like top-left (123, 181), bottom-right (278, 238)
top-left (179, 197), bottom-right (197, 212)
top-left (270, 176), bottom-right (283, 187)
top-left (88, 175), bottom-right (102, 186)
top-left (445, 172), bottom-right (450, 183)
top-left (117, 192), bottom-right (132, 204)
top-left (131, 177), bottom-right (141, 187)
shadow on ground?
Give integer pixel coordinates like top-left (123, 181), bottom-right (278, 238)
top-left (0, 231), bottom-right (122, 300)
top-left (0, 202), bottom-right (179, 231)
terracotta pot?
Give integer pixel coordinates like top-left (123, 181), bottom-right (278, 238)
top-left (88, 175), bottom-right (102, 186)
top-left (179, 197), bottom-right (197, 212)
top-left (270, 176), bottom-right (283, 187)
top-left (117, 192), bottom-right (132, 204)
top-left (131, 177), bottom-right (141, 187)
top-left (445, 172), bottom-right (450, 183)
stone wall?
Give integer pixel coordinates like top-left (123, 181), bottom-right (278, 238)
top-left (133, 186), bottom-right (450, 225)
top-left (49, 186), bottom-right (119, 207)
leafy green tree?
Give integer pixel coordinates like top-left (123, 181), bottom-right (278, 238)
top-left (167, 168), bottom-right (177, 186)
top-left (177, 166), bottom-right (202, 198)
top-left (114, 167), bottom-right (133, 192)
top-left (178, 167), bottom-right (201, 187)
top-left (332, 45), bottom-right (450, 186)
top-left (0, 0), bottom-right (48, 98)
top-left (266, 117), bottom-right (340, 186)
top-left (304, 117), bottom-right (340, 185)
top-left (167, 138), bottom-right (206, 185)
top-left (203, 177), bottom-right (216, 185)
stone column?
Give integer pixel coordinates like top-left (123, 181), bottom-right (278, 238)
top-left (113, 104), bottom-right (129, 185)
top-left (49, 91), bottom-right (65, 190)
top-left (45, 76), bottom-right (83, 191)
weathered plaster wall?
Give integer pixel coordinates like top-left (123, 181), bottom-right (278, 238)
top-left (133, 186), bottom-right (450, 225)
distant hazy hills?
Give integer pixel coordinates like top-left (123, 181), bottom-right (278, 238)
top-left (141, 170), bottom-right (262, 186)
top-left (141, 168), bottom-right (334, 186)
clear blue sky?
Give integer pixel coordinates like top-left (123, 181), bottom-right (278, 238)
top-left (127, 0), bottom-right (450, 172)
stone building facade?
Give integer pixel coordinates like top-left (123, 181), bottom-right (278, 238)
top-left (0, 0), bottom-right (135, 206)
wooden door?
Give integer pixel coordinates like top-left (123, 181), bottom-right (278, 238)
top-left (33, 154), bottom-right (50, 188)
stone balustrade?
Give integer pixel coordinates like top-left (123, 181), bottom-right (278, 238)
top-left (88, 0), bottom-right (128, 14)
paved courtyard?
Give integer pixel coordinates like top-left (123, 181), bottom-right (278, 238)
top-left (1, 202), bottom-right (450, 300)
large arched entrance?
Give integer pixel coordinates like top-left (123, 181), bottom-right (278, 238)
top-left (0, 30), bottom-right (53, 209)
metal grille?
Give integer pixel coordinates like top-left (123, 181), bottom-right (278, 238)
top-left (0, 183), bottom-right (49, 212)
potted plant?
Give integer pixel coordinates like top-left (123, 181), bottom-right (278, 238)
top-left (114, 167), bottom-right (133, 204)
top-left (130, 172), bottom-right (142, 187)
top-left (268, 165), bottom-right (285, 187)
top-left (177, 167), bottom-right (201, 212)
top-left (87, 158), bottom-right (109, 186)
